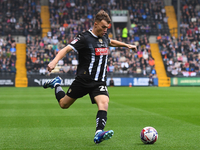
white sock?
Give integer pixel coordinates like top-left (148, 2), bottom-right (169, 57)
top-left (54, 83), bottom-right (60, 88)
top-left (95, 130), bottom-right (102, 135)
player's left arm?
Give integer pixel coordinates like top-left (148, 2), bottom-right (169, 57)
top-left (109, 39), bottom-right (137, 51)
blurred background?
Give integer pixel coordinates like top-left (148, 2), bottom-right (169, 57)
top-left (0, 0), bottom-right (200, 87)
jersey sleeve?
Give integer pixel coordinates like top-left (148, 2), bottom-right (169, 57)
top-left (68, 34), bottom-right (86, 52)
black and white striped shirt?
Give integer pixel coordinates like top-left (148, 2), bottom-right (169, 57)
top-left (69, 30), bottom-right (110, 82)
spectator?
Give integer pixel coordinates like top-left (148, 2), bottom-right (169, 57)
top-left (26, 61), bottom-right (33, 73)
top-left (148, 74), bottom-right (154, 86)
top-left (195, 62), bottom-right (200, 73)
top-left (62, 63), bottom-right (70, 73)
top-left (39, 67), bottom-right (47, 75)
top-left (72, 57), bottom-right (78, 66)
top-left (108, 63), bottom-right (115, 73)
top-left (15, 23), bottom-right (21, 30)
top-left (116, 27), bottom-right (121, 37)
top-left (10, 63), bottom-right (16, 73)
top-left (136, 64), bottom-right (142, 74)
top-left (10, 44), bottom-right (16, 53)
top-left (148, 57), bottom-right (155, 66)
top-left (122, 27), bottom-right (128, 42)
top-left (151, 67), bottom-right (156, 76)
top-left (10, 16), bottom-right (16, 24)
top-left (137, 49), bottom-right (143, 58)
top-left (87, 13), bottom-right (93, 19)
top-left (134, 34), bottom-right (140, 42)
top-left (157, 34), bottom-right (162, 41)
top-left (109, 78), bottom-right (114, 87)
top-left (121, 59), bottom-right (129, 73)
top-left (143, 50), bottom-right (149, 60)
top-left (157, 22), bottom-right (163, 30)
top-left (0, 24), bottom-right (3, 36)
top-left (163, 16), bottom-right (168, 24)
top-left (5, 25), bottom-right (11, 35)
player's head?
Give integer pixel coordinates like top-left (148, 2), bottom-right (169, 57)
top-left (93, 10), bottom-right (111, 37)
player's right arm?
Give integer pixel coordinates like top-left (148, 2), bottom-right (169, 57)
top-left (47, 45), bottom-right (73, 72)
top-left (48, 34), bottom-right (85, 73)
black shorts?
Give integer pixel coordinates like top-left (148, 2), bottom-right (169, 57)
top-left (66, 79), bottom-right (109, 104)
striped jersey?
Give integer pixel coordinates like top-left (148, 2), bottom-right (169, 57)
top-left (69, 30), bottom-right (110, 82)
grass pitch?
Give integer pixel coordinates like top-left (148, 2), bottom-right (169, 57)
top-left (0, 87), bottom-right (200, 150)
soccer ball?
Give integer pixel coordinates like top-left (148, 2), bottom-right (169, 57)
top-left (140, 126), bottom-right (158, 144)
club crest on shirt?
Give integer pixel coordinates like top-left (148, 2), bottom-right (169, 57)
top-left (99, 39), bottom-right (103, 43)
top-left (68, 88), bottom-right (72, 93)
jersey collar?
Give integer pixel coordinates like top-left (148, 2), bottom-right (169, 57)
top-left (88, 30), bottom-right (98, 38)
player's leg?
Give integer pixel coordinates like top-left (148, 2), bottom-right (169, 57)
top-left (57, 78), bottom-right (92, 109)
top-left (95, 95), bottom-right (109, 111)
top-left (95, 95), bottom-right (109, 132)
top-left (94, 95), bottom-right (114, 144)
top-left (43, 76), bottom-right (76, 109)
top-left (89, 84), bottom-right (114, 144)
top-left (57, 90), bottom-right (76, 109)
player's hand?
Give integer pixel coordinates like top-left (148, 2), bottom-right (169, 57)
top-left (127, 44), bottom-right (137, 51)
top-left (47, 61), bottom-right (56, 73)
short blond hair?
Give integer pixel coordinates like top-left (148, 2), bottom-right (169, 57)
top-left (94, 10), bottom-right (111, 24)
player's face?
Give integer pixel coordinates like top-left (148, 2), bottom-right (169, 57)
top-left (94, 20), bottom-right (109, 37)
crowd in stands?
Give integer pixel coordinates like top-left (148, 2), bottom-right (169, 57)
top-left (127, 0), bottom-right (169, 36)
top-left (0, 0), bottom-right (42, 74)
top-left (158, 33), bottom-right (200, 77)
top-left (3, 0), bottom-right (200, 78)
top-left (0, 35), bottom-right (17, 74)
top-left (160, 0), bottom-right (200, 77)
top-left (0, 0), bottom-right (42, 36)
top-left (24, 0), bottom-right (159, 77)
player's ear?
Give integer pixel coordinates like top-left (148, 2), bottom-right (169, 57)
top-left (94, 22), bottom-right (98, 26)
top-left (93, 22), bottom-right (98, 28)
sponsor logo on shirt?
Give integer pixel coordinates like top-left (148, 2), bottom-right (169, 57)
top-left (95, 48), bottom-right (108, 55)
top-left (71, 39), bottom-right (78, 44)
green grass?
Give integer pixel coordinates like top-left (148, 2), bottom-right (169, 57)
top-left (0, 87), bottom-right (200, 150)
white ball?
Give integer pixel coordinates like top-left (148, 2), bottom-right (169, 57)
top-left (140, 126), bottom-right (158, 144)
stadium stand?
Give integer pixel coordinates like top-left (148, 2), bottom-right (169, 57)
top-left (5, 0), bottom-right (200, 84)
top-left (5, 0), bottom-right (158, 78)
top-left (0, 0), bottom-right (41, 77)
top-left (0, 34), bottom-right (17, 75)
top-left (161, 0), bottom-right (200, 77)
top-left (37, 0), bottom-right (160, 78)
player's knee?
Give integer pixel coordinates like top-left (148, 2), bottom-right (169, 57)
top-left (59, 101), bottom-right (71, 109)
top-left (60, 103), bottom-right (70, 109)
top-left (59, 96), bottom-right (75, 109)
top-left (103, 102), bottom-right (109, 110)
top-left (99, 99), bottom-right (109, 110)
top-left (103, 98), bottom-right (109, 105)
